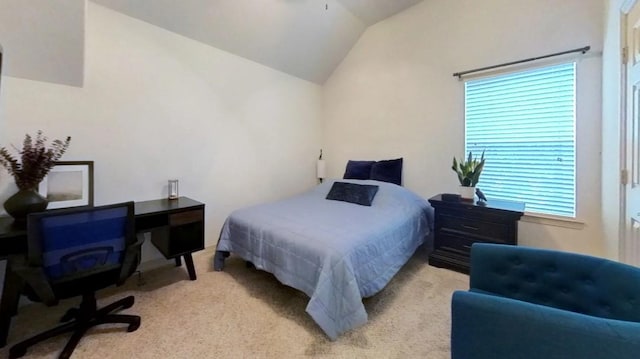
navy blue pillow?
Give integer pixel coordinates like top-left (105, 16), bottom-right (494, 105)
top-left (370, 158), bottom-right (403, 185)
top-left (326, 182), bottom-right (379, 206)
top-left (343, 160), bottom-right (375, 180)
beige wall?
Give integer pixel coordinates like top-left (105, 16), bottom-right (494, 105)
top-left (0, 3), bottom-right (323, 262)
top-left (323, 0), bottom-right (606, 256)
top-left (0, 0), bottom-right (85, 86)
top-left (0, 0), bottom-right (611, 261)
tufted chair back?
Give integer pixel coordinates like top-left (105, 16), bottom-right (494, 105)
top-left (469, 243), bottom-right (640, 322)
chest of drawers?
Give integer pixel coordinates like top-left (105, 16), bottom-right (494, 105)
top-left (428, 194), bottom-right (524, 274)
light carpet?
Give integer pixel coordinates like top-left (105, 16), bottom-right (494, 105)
top-left (0, 245), bottom-right (468, 358)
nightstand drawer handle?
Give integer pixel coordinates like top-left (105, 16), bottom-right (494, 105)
top-left (461, 224), bottom-right (480, 231)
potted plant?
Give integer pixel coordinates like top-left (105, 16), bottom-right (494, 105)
top-left (451, 150), bottom-right (485, 201)
top-left (0, 131), bottom-right (71, 223)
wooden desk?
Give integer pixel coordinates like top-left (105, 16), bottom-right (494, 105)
top-left (0, 196), bottom-right (205, 347)
top-left (0, 218), bottom-right (27, 256)
top-left (135, 197), bottom-right (205, 280)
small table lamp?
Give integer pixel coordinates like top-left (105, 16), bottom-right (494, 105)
top-left (317, 149), bottom-right (326, 183)
top-left (317, 159), bottom-right (326, 183)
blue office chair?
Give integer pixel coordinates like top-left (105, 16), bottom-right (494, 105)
top-left (8, 201), bottom-right (144, 359)
top-left (451, 243), bottom-right (640, 359)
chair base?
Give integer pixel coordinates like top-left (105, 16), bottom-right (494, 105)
top-left (9, 292), bottom-right (140, 359)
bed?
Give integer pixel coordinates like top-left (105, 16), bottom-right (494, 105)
top-left (213, 179), bottom-right (434, 339)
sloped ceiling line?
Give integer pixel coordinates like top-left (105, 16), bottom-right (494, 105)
top-left (0, 0), bottom-right (423, 86)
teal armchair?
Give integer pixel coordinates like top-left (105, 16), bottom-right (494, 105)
top-left (451, 243), bottom-right (640, 359)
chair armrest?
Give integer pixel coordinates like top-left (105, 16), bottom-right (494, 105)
top-left (118, 233), bottom-right (145, 285)
top-left (8, 256), bottom-right (57, 306)
top-left (451, 290), bottom-right (640, 359)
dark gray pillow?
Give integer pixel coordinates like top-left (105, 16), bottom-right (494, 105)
top-left (370, 158), bottom-right (403, 185)
top-left (326, 182), bottom-right (379, 206)
top-left (343, 160), bottom-right (376, 180)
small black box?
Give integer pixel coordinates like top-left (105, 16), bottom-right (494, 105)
top-left (441, 193), bottom-right (461, 202)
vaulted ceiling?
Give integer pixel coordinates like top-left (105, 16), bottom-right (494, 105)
top-left (0, 0), bottom-right (423, 86)
top-left (92, 0), bottom-right (424, 84)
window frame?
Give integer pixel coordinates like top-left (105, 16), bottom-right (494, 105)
top-left (462, 60), bottom-right (580, 222)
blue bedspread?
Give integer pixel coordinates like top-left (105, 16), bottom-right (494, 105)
top-left (214, 179), bottom-right (433, 339)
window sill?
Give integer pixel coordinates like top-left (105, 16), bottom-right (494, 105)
top-left (520, 212), bottom-right (585, 230)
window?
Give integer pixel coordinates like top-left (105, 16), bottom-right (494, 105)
top-left (465, 62), bottom-right (576, 218)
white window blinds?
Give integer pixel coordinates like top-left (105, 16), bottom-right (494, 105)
top-left (465, 62), bottom-right (576, 217)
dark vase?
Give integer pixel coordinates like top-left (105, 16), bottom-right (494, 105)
top-left (3, 188), bottom-right (49, 226)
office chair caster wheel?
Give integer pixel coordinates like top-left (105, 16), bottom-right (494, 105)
top-left (127, 318), bottom-right (141, 332)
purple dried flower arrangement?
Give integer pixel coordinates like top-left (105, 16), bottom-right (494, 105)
top-left (0, 131), bottom-right (71, 190)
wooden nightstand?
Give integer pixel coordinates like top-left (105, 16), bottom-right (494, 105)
top-left (428, 194), bottom-right (524, 274)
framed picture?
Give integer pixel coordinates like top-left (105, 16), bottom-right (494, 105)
top-left (39, 161), bottom-right (94, 209)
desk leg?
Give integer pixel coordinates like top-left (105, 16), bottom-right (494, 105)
top-left (0, 266), bottom-right (22, 348)
top-left (183, 254), bottom-right (196, 281)
top-left (174, 257), bottom-right (182, 267)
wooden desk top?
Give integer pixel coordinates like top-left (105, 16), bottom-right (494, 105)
top-left (134, 197), bottom-right (204, 217)
top-left (0, 196), bottom-right (206, 255)
top-left (0, 217), bottom-right (25, 239)
top-left (0, 216), bottom-right (27, 255)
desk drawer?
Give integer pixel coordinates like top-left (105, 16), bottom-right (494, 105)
top-left (170, 209), bottom-right (203, 226)
top-left (439, 214), bottom-right (508, 242)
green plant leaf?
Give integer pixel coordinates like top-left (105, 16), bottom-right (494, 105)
top-left (451, 150), bottom-right (486, 187)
